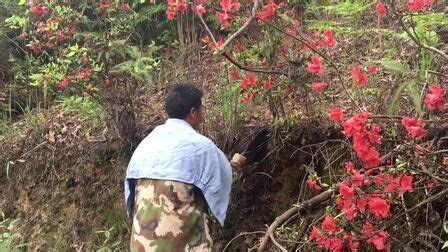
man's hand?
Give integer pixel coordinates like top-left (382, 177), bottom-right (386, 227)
top-left (230, 153), bottom-right (247, 169)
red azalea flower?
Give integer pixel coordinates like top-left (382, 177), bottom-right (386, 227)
top-left (263, 80), bottom-right (274, 89)
top-left (30, 42), bottom-right (43, 52)
top-left (166, 10), bottom-right (177, 20)
top-left (58, 76), bottom-right (70, 89)
top-left (99, 0), bottom-right (110, 11)
top-left (312, 81), bottom-right (328, 93)
top-left (343, 233), bottom-right (360, 251)
top-left (369, 65), bottom-right (378, 74)
top-left (424, 84), bottom-right (445, 111)
top-left (322, 30), bottom-right (335, 47)
top-left (242, 92), bottom-right (253, 104)
top-left (241, 74), bottom-right (257, 90)
top-left (352, 65), bottom-right (368, 87)
top-left (376, 0), bottom-right (388, 14)
top-left (256, 0), bottom-right (281, 21)
top-left (329, 108), bottom-right (345, 122)
top-left (216, 11), bottom-right (232, 29)
top-left (220, 0), bottom-right (232, 12)
top-left (230, 69), bottom-right (240, 80)
top-left (367, 231), bottom-right (390, 250)
top-left (31, 4), bottom-right (49, 17)
top-left (368, 195), bottom-right (390, 218)
top-left (401, 117), bottom-right (425, 139)
top-left (121, 3), bottom-right (132, 11)
top-left (356, 197), bottom-right (367, 213)
top-left (339, 183), bottom-right (355, 201)
top-left (307, 55), bottom-right (324, 75)
top-left (306, 178), bottom-right (321, 190)
top-left (57, 32), bottom-right (67, 41)
top-left (322, 216), bottom-right (339, 234)
top-left (407, 0), bottom-right (433, 12)
top-left (390, 174), bottom-right (414, 195)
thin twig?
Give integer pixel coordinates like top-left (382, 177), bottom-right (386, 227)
top-left (222, 51), bottom-right (288, 75)
top-left (223, 231), bottom-right (265, 252)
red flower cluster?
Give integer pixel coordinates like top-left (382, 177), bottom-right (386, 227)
top-left (121, 3), bottom-right (132, 11)
top-left (99, 0), bottom-right (111, 11)
top-left (263, 80), bottom-right (273, 89)
top-left (312, 81), bottom-right (328, 93)
top-left (308, 30), bottom-right (336, 49)
top-left (216, 0), bottom-right (241, 29)
top-left (230, 69), bottom-right (240, 80)
top-left (401, 117), bottom-right (425, 139)
top-left (342, 112), bottom-right (382, 168)
top-left (166, 0), bottom-right (187, 20)
top-left (31, 4), bottom-right (49, 17)
top-left (407, 0), bottom-right (433, 12)
top-left (75, 65), bottom-right (93, 80)
top-left (375, 0), bottom-right (388, 15)
top-left (329, 108), bottom-right (345, 122)
top-left (256, 0), bottom-right (284, 21)
top-left (384, 174), bottom-right (414, 195)
top-left (306, 178), bottom-right (321, 190)
top-left (351, 65), bottom-right (368, 87)
top-left (307, 55), bottom-right (324, 75)
top-left (242, 92), bottom-right (253, 104)
top-left (58, 76), bottom-right (70, 89)
top-left (241, 74), bottom-right (257, 90)
top-left (424, 84), bottom-right (445, 111)
top-left (362, 222), bottom-right (390, 250)
top-left (191, 3), bottom-right (206, 16)
top-left (309, 216), bottom-right (359, 251)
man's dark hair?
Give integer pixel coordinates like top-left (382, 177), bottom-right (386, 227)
top-left (165, 84), bottom-right (203, 119)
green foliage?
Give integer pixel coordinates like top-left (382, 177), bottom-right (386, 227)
top-left (0, 213), bottom-right (26, 251)
top-left (379, 59), bottom-right (410, 74)
top-left (379, 59), bottom-right (424, 116)
top-left (407, 12), bottom-right (448, 30)
top-left (95, 210), bottom-right (128, 251)
top-left (58, 96), bottom-right (104, 124)
top-left (443, 223), bottom-right (448, 250)
top-left (4, 14), bottom-right (28, 29)
top-left (108, 41), bottom-right (161, 82)
top-left (323, 1), bottom-right (372, 16)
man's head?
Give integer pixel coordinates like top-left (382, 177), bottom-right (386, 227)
top-left (165, 84), bottom-right (204, 129)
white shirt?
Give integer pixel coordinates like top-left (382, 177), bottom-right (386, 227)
top-left (124, 118), bottom-right (232, 226)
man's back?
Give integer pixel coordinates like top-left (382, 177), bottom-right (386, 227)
top-left (125, 84), bottom-right (232, 251)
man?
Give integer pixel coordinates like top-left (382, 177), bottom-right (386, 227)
top-left (124, 84), bottom-right (245, 251)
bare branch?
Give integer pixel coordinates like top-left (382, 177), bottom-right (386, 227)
top-left (218, 0), bottom-right (261, 51)
top-left (196, 0), bottom-right (260, 52)
top-left (257, 187), bottom-right (337, 251)
top-left (196, 12), bottom-right (219, 49)
top-left (222, 51), bottom-right (288, 75)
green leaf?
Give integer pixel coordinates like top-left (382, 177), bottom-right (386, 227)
top-left (379, 59), bottom-right (410, 74)
top-left (407, 82), bottom-right (423, 117)
top-left (442, 241), bottom-right (448, 250)
top-left (387, 81), bottom-right (412, 115)
top-left (18, 0), bottom-right (26, 5)
top-left (444, 223), bottom-right (448, 233)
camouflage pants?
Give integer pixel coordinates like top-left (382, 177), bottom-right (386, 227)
top-left (130, 179), bottom-right (213, 252)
